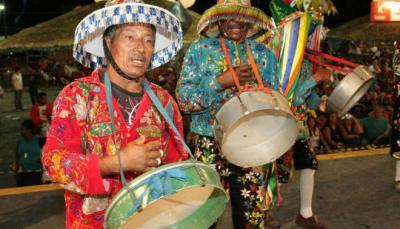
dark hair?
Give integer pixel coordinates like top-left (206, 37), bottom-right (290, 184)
top-left (21, 120), bottom-right (35, 135)
top-left (38, 92), bottom-right (47, 99)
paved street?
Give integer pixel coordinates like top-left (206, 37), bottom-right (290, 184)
top-left (0, 153), bottom-right (399, 229)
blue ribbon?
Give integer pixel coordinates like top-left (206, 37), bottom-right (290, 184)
top-left (126, 168), bottom-right (187, 218)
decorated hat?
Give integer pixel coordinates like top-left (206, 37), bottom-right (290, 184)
top-left (73, 0), bottom-right (183, 70)
top-left (197, 0), bottom-right (274, 37)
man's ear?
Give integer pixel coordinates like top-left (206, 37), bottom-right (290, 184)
top-left (104, 36), bottom-right (112, 49)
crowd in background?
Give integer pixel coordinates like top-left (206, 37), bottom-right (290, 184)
top-left (0, 40), bottom-right (396, 187)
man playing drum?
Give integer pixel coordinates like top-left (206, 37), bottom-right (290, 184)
top-left (42, 0), bottom-right (187, 228)
top-left (176, 0), bottom-right (281, 228)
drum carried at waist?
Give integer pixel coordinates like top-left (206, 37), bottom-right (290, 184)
top-left (105, 161), bottom-right (228, 229)
top-left (214, 90), bottom-right (298, 168)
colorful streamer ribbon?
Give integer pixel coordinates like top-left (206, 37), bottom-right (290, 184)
top-left (270, 12), bottom-right (312, 103)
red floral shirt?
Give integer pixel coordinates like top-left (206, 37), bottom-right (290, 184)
top-left (42, 69), bottom-right (187, 228)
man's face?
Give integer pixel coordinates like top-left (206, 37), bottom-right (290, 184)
top-left (219, 19), bottom-right (249, 41)
top-left (108, 23), bottom-right (155, 78)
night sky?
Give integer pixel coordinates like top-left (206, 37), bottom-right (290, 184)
top-left (0, 0), bottom-right (373, 36)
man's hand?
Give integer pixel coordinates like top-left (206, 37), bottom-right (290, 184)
top-left (100, 135), bottom-right (163, 177)
top-left (217, 64), bottom-right (253, 88)
top-left (120, 135), bottom-right (162, 173)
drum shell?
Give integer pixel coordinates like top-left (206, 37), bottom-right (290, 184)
top-left (328, 66), bottom-right (373, 117)
top-left (214, 90), bottom-right (298, 167)
top-left (105, 161), bottom-right (228, 229)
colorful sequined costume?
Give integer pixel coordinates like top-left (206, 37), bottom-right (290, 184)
top-left (42, 70), bottom-right (187, 228)
top-left (177, 36), bottom-right (279, 228)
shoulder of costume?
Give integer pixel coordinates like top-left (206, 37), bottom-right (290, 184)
top-left (147, 81), bottom-right (175, 105)
top-left (74, 69), bottom-right (103, 85)
top-left (57, 69), bottom-right (102, 97)
top-left (247, 39), bottom-right (276, 57)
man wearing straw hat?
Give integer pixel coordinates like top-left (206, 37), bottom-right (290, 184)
top-left (177, 0), bottom-right (281, 228)
top-left (42, 0), bottom-right (187, 227)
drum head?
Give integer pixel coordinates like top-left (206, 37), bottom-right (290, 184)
top-left (214, 90), bottom-right (298, 167)
top-left (222, 109), bottom-right (298, 167)
top-left (328, 66), bottom-right (373, 117)
top-left (105, 161), bottom-right (228, 229)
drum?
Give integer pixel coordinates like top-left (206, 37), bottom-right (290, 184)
top-left (214, 90), bottom-right (298, 168)
top-left (104, 161), bottom-right (228, 229)
top-left (328, 66), bottom-right (373, 117)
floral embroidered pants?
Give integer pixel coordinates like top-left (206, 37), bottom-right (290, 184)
top-left (192, 134), bottom-right (268, 229)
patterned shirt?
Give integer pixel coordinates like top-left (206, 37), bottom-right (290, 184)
top-left (176, 37), bottom-right (279, 137)
top-left (42, 69), bottom-right (187, 228)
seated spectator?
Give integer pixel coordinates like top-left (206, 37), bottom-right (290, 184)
top-left (339, 113), bottom-right (364, 147)
top-left (29, 92), bottom-right (53, 137)
top-left (368, 58), bottom-right (382, 75)
top-left (322, 112), bottom-right (344, 151)
top-left (307, 115), bottom-right (322, 153)
top-left (350, 103), bottom-right (368, 119)
top-left (15, 120), bottom-right (45, 186)
top-left (315, 112), bottom-right (331, 153)
top-left (360, 105), bottom-right (391, 146)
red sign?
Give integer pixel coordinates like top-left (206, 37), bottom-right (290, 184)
top-left (371, 0), bottom-right (400, 22)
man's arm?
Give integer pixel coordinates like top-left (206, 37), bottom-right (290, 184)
top-left (42, 83), bottom-right (111, 195)
top-left (176, 41), bottom-right (225, 113)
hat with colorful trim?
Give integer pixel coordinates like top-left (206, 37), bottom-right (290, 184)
top-left (73, 0), bottom-right (183, 70)
top-left (197, 0), bottom-right (274, 38)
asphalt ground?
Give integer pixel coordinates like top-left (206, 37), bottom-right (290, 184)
top-left (0, 153), bottom-right (399, 229)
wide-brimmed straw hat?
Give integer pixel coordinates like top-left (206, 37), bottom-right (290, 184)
top-left (73, 0), bottom-right (183, 70)
top-left (197, 0), bottom-right (274, 38)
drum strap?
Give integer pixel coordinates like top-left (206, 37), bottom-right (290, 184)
top-left (142, 80), bottom-right (194, 158)
top-left (104, 73), bottom-right (128, 185)
top-left (220, 37), bottom-right (271, 93)
top-left (305, 49), bottom-right (358, 73)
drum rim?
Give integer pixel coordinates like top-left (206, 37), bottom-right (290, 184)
top-left (104, 160), bottom-right (227, 228)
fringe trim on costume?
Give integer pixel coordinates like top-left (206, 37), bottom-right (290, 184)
top-left (198, 5), bottom-right (274, 37)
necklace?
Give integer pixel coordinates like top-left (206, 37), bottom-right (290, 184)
top-left (128, 102), bottom-right (141, 126)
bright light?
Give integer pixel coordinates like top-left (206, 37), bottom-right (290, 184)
top-left (0, 4), bottom-right (4, 11)
top-left (383, 1), bottom-right (400, 10)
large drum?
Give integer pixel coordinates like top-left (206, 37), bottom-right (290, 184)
top-left (214, 90), bottom-right (298, 168)
top-left (328, 66), bottom-right (374, 117)
top-left (105, 161), bottom-right (228, 229)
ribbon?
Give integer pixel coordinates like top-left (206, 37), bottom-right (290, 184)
top-left (262, 162), bottom-right (282, 207)
top-left (277, 12), bottom-right (313, 100)
top-left (126, 168), bottom-right (187, 218)
top-left (269, 0), bottom-right (296, 24)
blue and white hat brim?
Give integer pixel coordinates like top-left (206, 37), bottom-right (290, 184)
top-left (73, 3), bottom-right (183, 70)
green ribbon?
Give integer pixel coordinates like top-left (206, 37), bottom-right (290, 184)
top-left (269, 0), bottom-right (296, 24)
